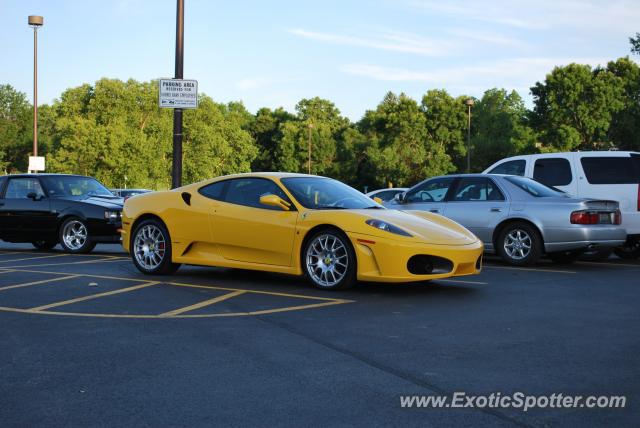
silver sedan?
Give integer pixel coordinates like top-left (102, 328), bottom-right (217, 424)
top-left (384, 174), bottom-right (627, 265)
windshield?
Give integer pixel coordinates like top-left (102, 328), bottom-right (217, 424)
top-left (281, 177), bottom-right (381, 209)
top-left (504, 176), bottom-right (566, 198)
top-left (41, 176), bottom-right (115, 198)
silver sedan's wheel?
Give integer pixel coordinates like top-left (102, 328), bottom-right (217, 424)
top-left (304, 231), bottom-right (355, 289)
top-left (503, 229), bottom-right (532, 260)
top-left (133, 224), bottom-right (166, 270)
top-left (496, 222), bottom-right (542, 266)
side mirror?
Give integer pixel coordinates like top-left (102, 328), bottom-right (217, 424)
top-left (259, 194), bottom-right (291, 211)
top-left (27, 192), bottom-right (44, 201)
top-left (394, 192), bottom-right (406, 203)
top-left (373, 196), bottom-right (383, 205)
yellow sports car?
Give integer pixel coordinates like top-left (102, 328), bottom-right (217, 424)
top-left (121, 173), bottom-right (483, 290)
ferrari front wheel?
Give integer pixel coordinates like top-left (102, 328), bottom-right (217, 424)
top-left (131, 219), bottom-right (181, 275)
top-left (303, 229), bottom-right (356, 290)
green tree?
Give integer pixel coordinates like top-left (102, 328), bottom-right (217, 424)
top-left (420, 89), bottom-right (468, 172)
top-left (472, 88), bottom-right (538, 170)
top-left (359, 92), bottom-right (454, 188)
top-left (530, 63), bottom-right (625, 151)
top-left (249, 107), bottom-right (295, 171)
top-left (0, 84), bottom-right (32, 172)
top-left (606, 57), bottom-right (640, 151)
top-left (630, 33), bottom-right (640, 55)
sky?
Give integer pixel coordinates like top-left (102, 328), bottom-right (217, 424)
top-left (1, 0), bottom-right (639, 121)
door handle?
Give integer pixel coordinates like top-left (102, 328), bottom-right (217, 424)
top-left (490, 207), bottom-right (502, 212)
top-left (429, 209), bottom-right (440, 213)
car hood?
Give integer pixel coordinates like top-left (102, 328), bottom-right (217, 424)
top-left (311, 209), bottom-right (478, 245)
top-left (58, 195), bottom-right (124, 209)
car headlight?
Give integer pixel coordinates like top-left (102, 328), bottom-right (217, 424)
top-left (365, 219), bottom-right (412, 237)
top-left (104, 210), bottom-right (122, 221)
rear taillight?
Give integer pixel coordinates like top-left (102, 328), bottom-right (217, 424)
top-left (570, 210), bottom-right (621, 225)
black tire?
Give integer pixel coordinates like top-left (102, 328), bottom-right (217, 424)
top-left (32, 240), bottom-right (58, 251)
top-left (613, 240), bottom-right (640, 260)
top-left (580, 248), bottom-right (613, 262)
top-left (130, 218), bottom-right (181, 275)
top-left (302, 228), bottom-right (356, 290)
top-left (496, 222), bottom-right (543, 266)
top-left (58, 217), bottom-right (96, 254)
top-left (548, 250), bottom-right (582, 264)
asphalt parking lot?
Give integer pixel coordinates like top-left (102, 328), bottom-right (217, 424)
top-left (0, 242), bottom-right (638, 427)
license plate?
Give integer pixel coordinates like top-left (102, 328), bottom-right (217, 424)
top-left (599, 213), bottom-right (612, 224)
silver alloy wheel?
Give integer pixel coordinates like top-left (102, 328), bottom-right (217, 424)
top-left (306, 233), bottom-right (349, 287)
top-left (133, 224), bottom-right (166, 270)
top-left (503, 229), bottom-right (532, 260)
top-left (62, 220), bottom-right (88, 251)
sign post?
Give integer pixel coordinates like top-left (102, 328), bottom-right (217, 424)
top-left (171, 0), bottom-right (185, 189)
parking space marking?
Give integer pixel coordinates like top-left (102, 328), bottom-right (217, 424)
top-left (0, 270), bottom-right (16, 275)
top-left (438, 278), bottom-right (488, 285)
top-left (1, 256), bottom-right (127, 269)
top-left (28, 281), bottom-right (159, 312)
top-left (483, 265), bottom-right (576, 274)
top-left (160, 290), bottom-right (247, 317)
top-left (577, 261), bottom-right (640, 268)
top-left (0, 254), bottom-right (69, 264)
top-left (0, 275), bottom-right (81, 292)
top-left (1, 268), bottom-right (149, 283)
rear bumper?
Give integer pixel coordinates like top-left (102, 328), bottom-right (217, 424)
top-left (543, 226), bottom-right (627, 252)
top-left (347, 232), bottom-right (483, 283)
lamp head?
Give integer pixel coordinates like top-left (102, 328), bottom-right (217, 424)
top-left (464, 98), bottom-right (475, 107)
top-left (28, 15), bottom-right (44, 27)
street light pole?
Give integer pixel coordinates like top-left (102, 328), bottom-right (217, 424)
top-left (307, 123), bottom-right (313, 174)
top-left (465, 98), bottom-right (474, 173)
top-left (171, 0), bottom-right (184, 189)
top-left (28, 15), bottom-right (43, 160)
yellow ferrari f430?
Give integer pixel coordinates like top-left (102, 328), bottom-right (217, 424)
top-left (121, 173), bottom-right (483, 290)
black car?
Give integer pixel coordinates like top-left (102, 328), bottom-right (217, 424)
top-left (0, 174), bottom-right (123, 253)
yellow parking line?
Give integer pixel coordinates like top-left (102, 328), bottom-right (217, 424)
top-left (3, 256), bottom-right (125, 268)
top-left (160, 290), bottom-right (247, 317)
top-left (0, 270), bottom-right (16, 275)
top-left (29, 281), bottom-right (159, 311)
top-left (483, 265), bottom-right (576, 274)
top-left (0, 254), bottom-right (69, 264)
top-left (0, 268), bottom-right (146, 283)
top-left (169, 281), bottom-right (355, 302)
top-left (0, 251), bottom-right (22, 255)
top-left (577, 261), bottom-right (640, 268)
top-left (439, 279), bottom-right (488, 285)
top-left (0, 275), bottom-right (80, 292)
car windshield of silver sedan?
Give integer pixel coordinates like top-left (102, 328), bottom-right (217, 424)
top-left (282, 177), bottom-right (382, 210)
top-left (41, 176), bottom-right (116, 199)
top-left (505, 176), bottom-right (566, 197)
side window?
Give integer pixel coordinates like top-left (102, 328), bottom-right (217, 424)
top-left (406, 178), bottom-right (454, 203)
top-left (199, 180), bottom-right (227, 201)
top-left (372, 190), bottom-right (396, 201)
top-left (224, 178), bottom-right (291, 210)
top-left (533, 158), bottom-right (572, 186)
top-left (5, 178), bottom-right (45, 199)
top-left (488, 159), bottom-right (526, 176)
top-left (452, 177), bottom-right (504, 202)
top-left (580, 157), bottom-right (639, 184)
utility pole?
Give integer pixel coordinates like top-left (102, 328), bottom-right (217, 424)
top-left (171, 0), bottom-right (184, 189)
top-left (465, 98), bottom-right (474, 173)
top-left (307, 122), bottom-right (313, 174)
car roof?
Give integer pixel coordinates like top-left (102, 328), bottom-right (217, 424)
top-left (0, 173), bottom-right (91, 179)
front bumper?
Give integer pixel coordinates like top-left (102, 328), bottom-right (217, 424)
top-left (543, 225), bottom-right (627, 252)
top-left (347, 232), bottom-right (484, 283)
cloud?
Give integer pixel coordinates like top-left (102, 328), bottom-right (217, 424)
top-left (288, 28), bottom-right (453, 56)
top-left (340, 57), bottom-right (614, 87)
top-left (407, 0), bottom-right (640, 34)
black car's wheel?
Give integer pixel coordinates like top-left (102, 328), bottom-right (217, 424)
top-left (496, 222), bottom-right (543, 266)
top-left (303, 228), bottom-right (356, 290)
top-left (548, 250), bottom-right (582, 264)
top-left (131, 219), bottom-right (181, 275)
top-left (32, 240), bottom-right (57, 251)
top-left (613, 240), bottom-right (640, 260)
top-left (59, 217), bottom-right (96, 254)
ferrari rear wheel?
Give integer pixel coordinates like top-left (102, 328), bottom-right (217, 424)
top-left (131, 219), bottom-right (181, 275)
top-left (303, 229), bottom-right (356, 290)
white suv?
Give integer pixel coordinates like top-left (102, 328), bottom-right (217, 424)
top-left (484, 151), bottom-right (640, 259)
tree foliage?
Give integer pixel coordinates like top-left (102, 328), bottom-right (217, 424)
top-left (631, 33), bottom-right (640, 56)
